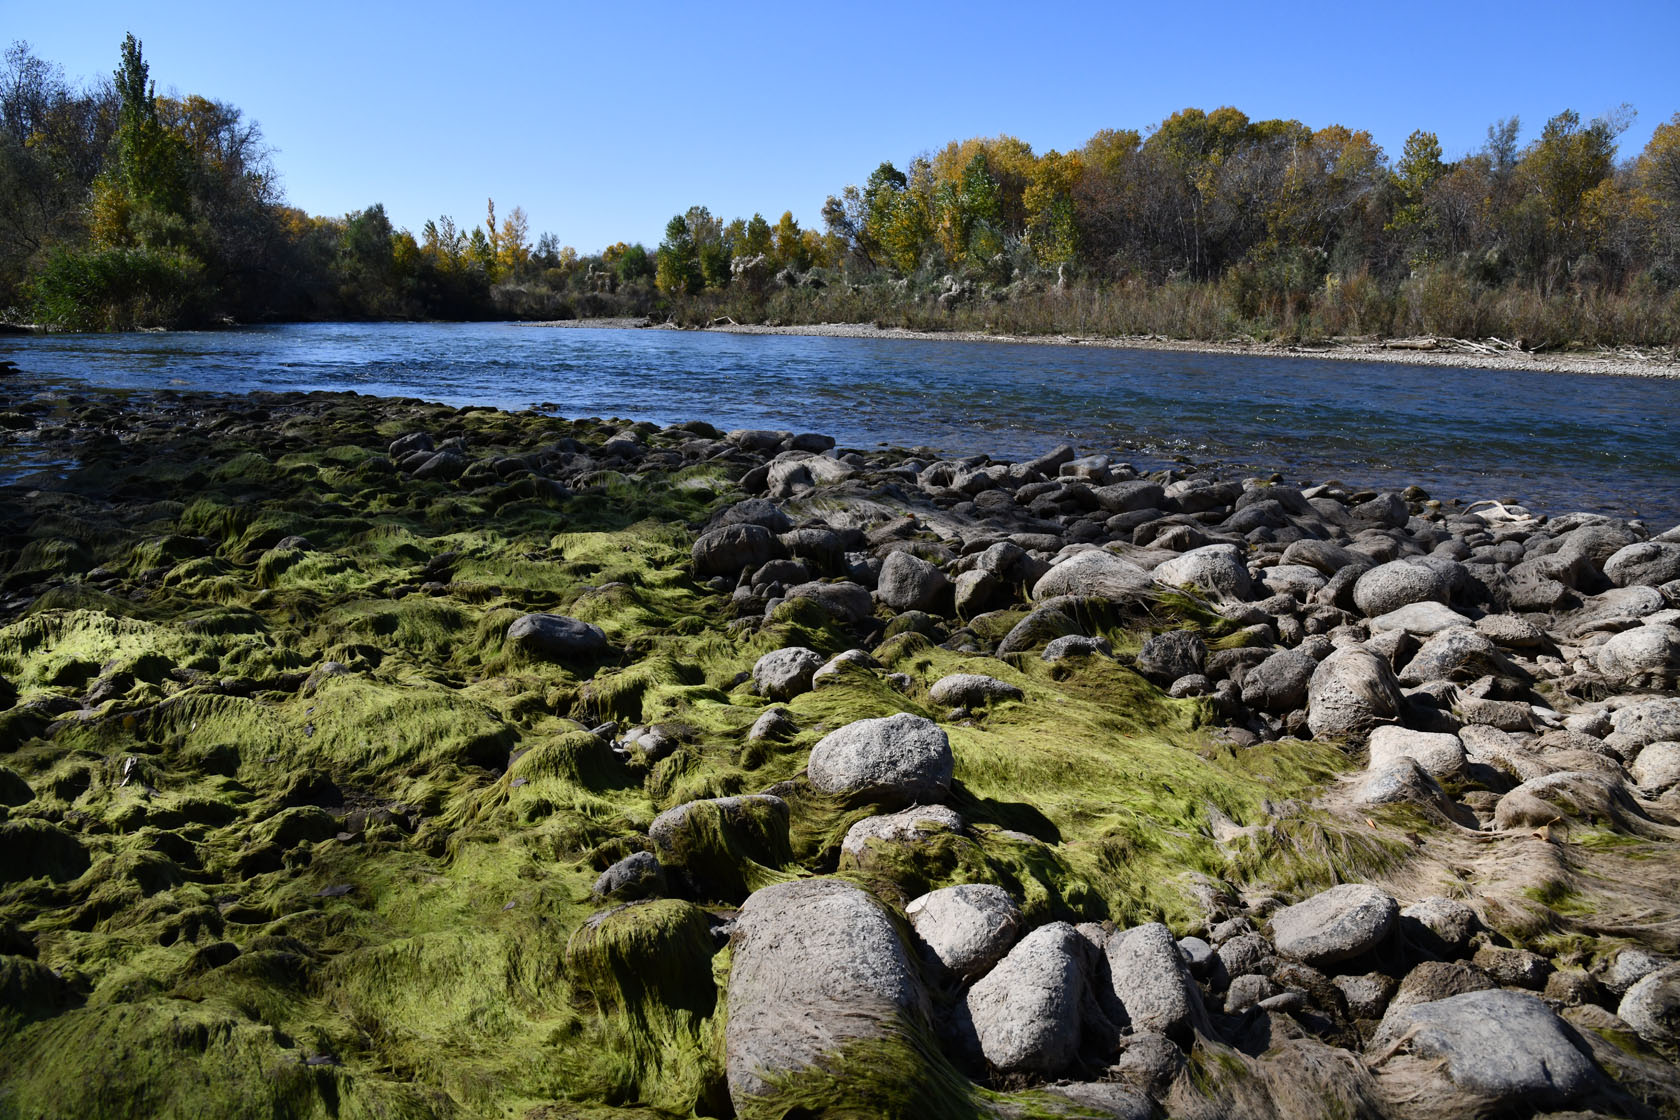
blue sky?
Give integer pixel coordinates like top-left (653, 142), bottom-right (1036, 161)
top-left (8, 0), bottom-right (1678, 253)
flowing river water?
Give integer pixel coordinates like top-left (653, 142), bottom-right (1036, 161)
top-left (3, 321), bottom-right (1677, 524)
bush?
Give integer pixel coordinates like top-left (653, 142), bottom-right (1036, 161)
top-left (30, 245), bottom-right (210, 330)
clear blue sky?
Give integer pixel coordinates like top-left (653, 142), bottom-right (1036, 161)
top-left (8, 0), bottom-right (1678, 254)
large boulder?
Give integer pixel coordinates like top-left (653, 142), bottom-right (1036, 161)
top-left (905, 883), bottom-right (1023, 980)
top-left (1398, 628), bottom-right (1509, 686)
top-left (1031, 550), bottom-right (1154, 601)
top-left (963, 922), bottom-right (1088, 1075)
top-left (1604, 541), bottom-right (1680, 588)
top-left (1353, 561), bottom-right (1452, 618)
top-left (1106, 921), bottom-right (1208, 1042)
top-left (1367, 726), bottom-right (1467, 779)
top-left (726, 879), bottom-right (926, 1106)
top-left (505, 613), bottom-right (609, 660)
top-left (1617, 962), bottom-right (1680, 1046)
top-left (783, 580), bottom-right (874, 623)
top-left (1595, 623), bottom-right (1680, 686)
top-left (807, 713), bottom-right (954, 805)
top-left (1369, 989), bottom-right (1601, 1110)
top-left (1153, 544), bottom-right (1253, 602)
top-left (751, 646), bottom-right (824, 701)
top-left (1134, 630), bottom-right (1207, 686)
top-left (1240, 648), bottom-right (1317, 712)
top-left (876, 551), bottom-right (950, 613)
top-left (1306, 646), bottom-right (1407, 740)
top-left (692, 523), bottom-right (782, 577)
top-left (1271, 884), bottom-right (1397, 967)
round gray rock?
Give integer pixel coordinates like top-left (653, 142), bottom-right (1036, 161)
top-left (505, 613), bottom-right (609, 659)
top-left (1369, 989), bottom-right (1600, 1108)
top-left (1368, 726), bottom-right (1467, 779)
top-left (1596, 623), bottom-right (1680, 685)
top-left (1353, 560), bottom-right (1453, 618)
top-left (1604, 541), bottom-right (1680, 588)
top-left (1241, 648), bottom-right (1317, 712)
top-left (726, 878), bottom-right (926, 1105)
top-left (1306, 646), bottom-right (1407, 740)
top-left (692, 522), bottom-right (782, 577)
top-left (905, 883), bottom-right (1023, 980)
top-left (839, 805), bottom-right (964, 862)
top-left (876, 551), bottom-right (950, 612)
top-left (751, 646), bottom-right (824, 701)
top-left (1618, 962), bottom-right (1680, 1045)
top-left (807, 713), bottom-right (954, 805)
top-left (1271, 884), bottom-right (1398, 966)
top-left (1632, 741), bottom-right (1680, 793)
top-left (1153, 544), bottom-right (1254, 602)
top-left (928, 672), bottom-right (1023, 707)
top-left (1031, 549), bottom-right (1154, 601)
top-left (963, 921), bottom-right (1088, 1075)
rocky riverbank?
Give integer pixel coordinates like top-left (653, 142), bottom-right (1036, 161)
top-left (0, 380), bottom-right (1678, 1119)
top-left (536, 317), bottom-right (1680, 381)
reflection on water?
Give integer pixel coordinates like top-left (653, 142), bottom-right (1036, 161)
top-left (3, 322), bottom-right (1677, 523)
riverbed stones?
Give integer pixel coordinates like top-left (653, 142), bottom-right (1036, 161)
top-left (726, 878), bottom-right (926, 1105)
top-left (1399, 897), bottom-right (1480, 958)
top-left (648, 794), bottom-right (792, 901)
top-left (807, 713), bottom-right (954, 805)
top-left (905, 883), bottom-right (1023, 980)
top-left (1240, 648), bottom-right (1317, 711)
top-left (1271, 884), bottom-right (1397, 966)
top-left (1133, 630), bottom-right (1207, 686)
top-left (963, 921), bottom-right (1088, 1075)
top-left (1596, 623), bottom-right (1680, 686)
top-left (875, 550), bottom-right (950, 613)
top-left (505, 613), bottom-right (609, 660)
top-left (750, 646), bottom-right (823, 700)
top-left (591, 851), bottom-right (665, 902)
top-left (1632, 741), bottom-right (1680, 793)
top-left (1605, 541), bottom-right (1680, 588)
top-left (1306, 646), bottom-right (1407, 740)
top-left (1369, 989), bottom-right (1601, 1109)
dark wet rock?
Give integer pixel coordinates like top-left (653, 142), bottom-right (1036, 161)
top-left (964, 921), bottom-right (1088, 1075)
top-left (1370, 989), bottom-right (1601, 1110)
top-left (875, 551), bottom-right (950, 613)
top-left (1271, 884), bottom-right (1397, 967)
top-left (692, 523), bottom-right (782, 577)
top-left (710, 497), bottom-right (796, 534)
top-left (997, 605), bottom-right (1081, 654)
top-left (726, 878), bottom-right (926, 1106)
top-left (591, 851), bottom-right (665, 902)
top-left (1134, 630), bottom-right (1207, 685)
top-left (782, 580), bottom-right (873, 623)
top-left (751, 646), bottom-right (824, 701)
top-left (505, 613), bottom-right (609, 660)
top-left (905, 883), bottom-right (1023, 981)
top-left (1240, 648), bottom-right (1317, 712)
top-left (0, 766), bottom-right (33, 807)
top-left (411, 449), bottom-right (467, 481)
top-left (1306, 646), bottom-right (1406, 740)
top-left (807, 713), bottom-right (953, 805)
top-left (1399, 897), bottom-right (1480, 958)
top-left (927, 673), bottom-right (1022, 707)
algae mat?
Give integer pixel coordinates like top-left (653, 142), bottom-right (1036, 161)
top-left (0, 385), bottom-right (1383, 1119)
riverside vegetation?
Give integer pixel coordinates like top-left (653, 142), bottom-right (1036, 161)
top-left (3, 37), bottom-right (1679, 346)
top-left (1, 375), bottom-right (1679, 1118)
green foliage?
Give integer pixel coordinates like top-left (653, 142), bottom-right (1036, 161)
top-left (29, 243), bottom-right (206, 329)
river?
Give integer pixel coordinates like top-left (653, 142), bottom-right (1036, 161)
top-left (3, 322), bottom-right (1677, 524)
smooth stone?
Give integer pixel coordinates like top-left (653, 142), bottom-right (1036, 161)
top-left (905, 883), bottom-right (1023, 980)
top-left (1271, 884), bottom-right (1398, 966)
top-left (505, 613), bottom-right (609, 659)
top-left (807, 713), bottom-right (954, 805)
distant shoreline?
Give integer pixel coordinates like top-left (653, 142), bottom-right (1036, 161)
top-left (531, 316), bottom-right (1680, 380)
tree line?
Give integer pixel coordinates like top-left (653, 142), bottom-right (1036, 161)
top-left (4, 36), bottom-right (1677, 344)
